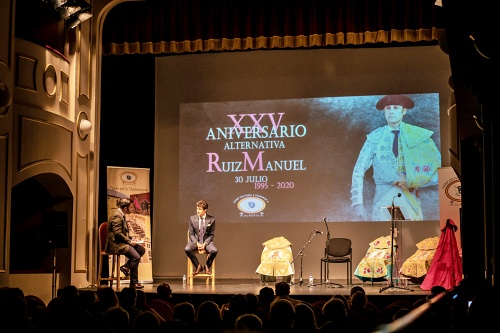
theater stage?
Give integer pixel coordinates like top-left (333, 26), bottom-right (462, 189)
top-left (88, 278), bottom-right (431, 310)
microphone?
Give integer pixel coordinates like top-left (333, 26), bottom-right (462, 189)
top-left (314, 230), bottom-right (324, 234)
top-left (392, 193), bottom-right (401, 205)
top-left (323, 216), bottom-right (330, 236)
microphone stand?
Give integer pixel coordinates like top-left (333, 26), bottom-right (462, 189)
top-left (290, 231), bottom-right (320, 286)
top-left (311, 218), bottom-right (342, 287)
top-left (50, 241), bottom-right (57, 299)
top-left (380, 195), bottom-right (413, 293)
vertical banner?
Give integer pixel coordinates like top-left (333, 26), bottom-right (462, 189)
top-left (107, 166), bottom-right (153, 284)
top-left (438, 167), bottom-right (462, 252)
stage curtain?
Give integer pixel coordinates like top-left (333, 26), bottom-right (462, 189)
top-left (102, 0), bottom-right (445, 55)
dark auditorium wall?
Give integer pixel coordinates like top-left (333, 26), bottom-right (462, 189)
top-left (99, 54), bottom-right (156, 225)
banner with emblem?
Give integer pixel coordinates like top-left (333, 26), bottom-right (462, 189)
top-left (107, 166), bottom-right (153, 284)
top-left (438, 167), bottom-right (462, 252)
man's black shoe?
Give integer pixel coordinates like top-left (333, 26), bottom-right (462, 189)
top-left (120, 265), bottom-right (130, 277)
top-left (131, 283), bottom-right (144, 289)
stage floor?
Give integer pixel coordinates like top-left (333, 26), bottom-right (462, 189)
top-left (153, 278), bottom-right (427, 296)
top-left (86, 277), bottom-right (430, 309)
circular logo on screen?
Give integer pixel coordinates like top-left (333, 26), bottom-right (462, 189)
top-left (238, 196), bottom-right (266, 214)
top-left (120, 171), bottom-right (138, 184)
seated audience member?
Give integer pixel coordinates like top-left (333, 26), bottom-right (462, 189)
top-left (380, 300), bottom-right (414, 324)
top-left (173, 301), bottom-right (196, 330)
top-left (256, 287), bottom-right (274, 321)
top-left (332, 294), bottom-right (349, 310)
top-left (319, 298), bottom-right (348, 332)
top-left (235, 313), bottom-right (264, 333)
top-left (104, 306), bottom-right (131, 333)
top-left (95, 286), bottom-right (120, 316)
top-left (133, 310), bottom-right (161, 333)
top-left (159, 318), bottom-right (191, 333)
top-left (45, 285), bottom-right (111, 333)
top-left (349, 286), bottom-right (379, 313)
top-left (246, 292), bottom-right (261, 316)
top-left (135, 289), bottom-right (150, 312)
top-left (0, 287), bottom-right (38, 333)
top-left (292, 303), bottom-right (319, 333)
top-left (24, 294), bottom-right (49, 329)
top-left (412, 297), bottom-right (428, 309)
top-left (119, 286), bottom-right (143, 324)
top-left (221, 294), bottom-right (249, 331)
top-left (275, 282), bottom-right (301, 306)
top-left (349, 291), bottom-right (378, 321)
top-left (195, 300), bottom-right (224, 333)
top-left (392, 307), bottom-right (411, 321)
top-left (135, 289), bottom-right (167, 323)
top-left (155, 283), bottom-right (176, 308)
top-left (426, 285), bottom-right (447, 300)
top-left (268, 299), bottom-right (295, 333)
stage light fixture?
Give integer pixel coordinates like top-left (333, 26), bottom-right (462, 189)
top-left (42, 0), bottom-right (92, 26)
top-left (67, 11), bottom-right (93, 29)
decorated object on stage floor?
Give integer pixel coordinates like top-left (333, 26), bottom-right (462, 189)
top-left (399, 236), bottom-right (439, 284)
top-left (256, 236), bottom-right (294, 283)
top-left (354, 235), bottom-right (393, 283)
top-left (420, 219), bottom-right (462, 290)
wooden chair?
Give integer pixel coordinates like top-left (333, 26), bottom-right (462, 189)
top-left (186, 231), bottom-right (216, 286)
top-left (97, 222), bottom-right (128, 288)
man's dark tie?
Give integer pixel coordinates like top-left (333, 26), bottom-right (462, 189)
top-left (199, 218), bottom-right (205, 242)
top-left (392, 130), bottom-right (399, 157)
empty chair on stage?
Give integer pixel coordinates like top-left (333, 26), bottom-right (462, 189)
top-left (256, 236), bottom-right (294, 283)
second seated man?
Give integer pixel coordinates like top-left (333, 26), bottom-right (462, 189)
top-left (185, 199), bottom-right (218, 275)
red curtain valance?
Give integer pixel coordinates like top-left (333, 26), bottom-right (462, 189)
top-left (102, 0), bottom-right (445, 56)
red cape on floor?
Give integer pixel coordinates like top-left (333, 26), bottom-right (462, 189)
top-left (420, 219), bottom-right (462, 290)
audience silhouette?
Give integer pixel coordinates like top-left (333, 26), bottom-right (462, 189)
top-left (159, 318), bottom-right (191, 333)
top-left (235, 313), bottom-right (264, 333)
top-left (119, 286), bottom-right (143, 324)
top-left (275, 282), bottom-right (301, 306)
top-left (255, 286), bottom-right (274, 328)
top-left (319, 298), bottom-right (348, 332)
top-left (132, 310), bottom-right (161, 333)
top-left (95, 286), bottom-right (120, 317)
top-left (195, 300), bottom-right (224, 333)
top-left (0, 280), bottom-right (477, 333)
top-left (104, 306), bottom-right (131, 333)
top-left (268, 298), bottom-right (295, 333)
top-left (292, 302), bottom-right (319, 333)
top-left (0, 286), bottom-right (38, 333)
top-left (221, 293), bottom-right (249, 331)
top-left (173, 301), bottom-right (196, 331)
